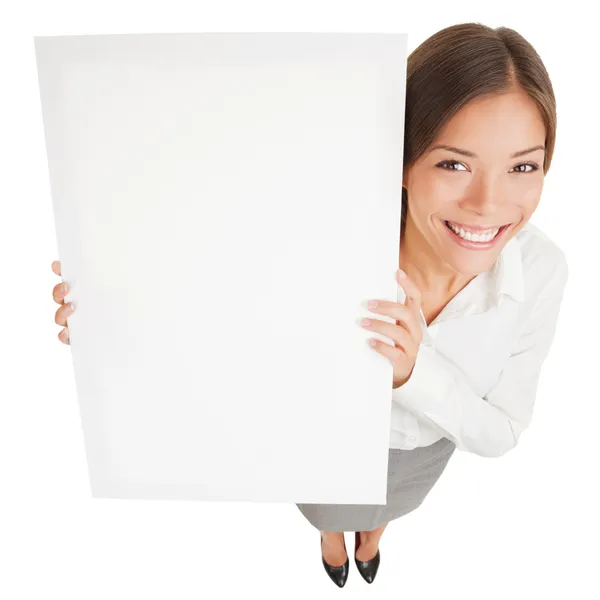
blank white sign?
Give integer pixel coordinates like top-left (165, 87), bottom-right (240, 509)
top-left (35, 32), bottom-right (407, 504)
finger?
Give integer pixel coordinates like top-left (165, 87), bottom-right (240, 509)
top-left (53, 281), bottom-right (69, 305)
top-left (55, 302), bottom-right (75, 326)
top-left (367, 337), bottom-right (407, 362)
top-left (58, 327), bottom-right (70, 345)
top-left (396, 269), bottom-right (422, 316)
top-left (51, 260), bottom-right (61, 276)
top-left (364, 300), bottom-right (422, 342)
top-left (360, 318), bottom-right (418, 355)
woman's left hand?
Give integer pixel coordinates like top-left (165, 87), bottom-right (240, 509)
top-left (360, 269), bottom-right (424, 388)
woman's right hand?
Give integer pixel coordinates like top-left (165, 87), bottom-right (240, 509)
top-left (51, 260), bottom-right (75, 345)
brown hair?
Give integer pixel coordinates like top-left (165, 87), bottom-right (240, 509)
top-left (401, 22), bottom-right (557, 234)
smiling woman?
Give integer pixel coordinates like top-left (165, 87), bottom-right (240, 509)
top-left (407, 45), bottom-right (554, 267)
top-left (401, 88), bottom-right (550, 285)
top-left (293, 22), bottom-right (569, 588)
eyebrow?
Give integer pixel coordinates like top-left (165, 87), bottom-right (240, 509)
top-left (428, 144), bottom-right (546, 159)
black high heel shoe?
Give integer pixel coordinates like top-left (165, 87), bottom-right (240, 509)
top-left (354, 531), bottom-right (381, 584)
top-left (320, 532), bottom-right (349, 588)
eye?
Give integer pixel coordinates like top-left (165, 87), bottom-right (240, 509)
top-left (511, 163), bottom-right (539, 173)
top-left (436, 160), bottom-right (540, 173)
top-left (436, 160), bottom-right (467, 171)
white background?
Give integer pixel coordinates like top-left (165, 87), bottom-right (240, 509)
top-left (1, 1), bottom-right (598, 598)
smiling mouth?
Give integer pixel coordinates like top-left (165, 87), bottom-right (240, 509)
top-left (443, 220), bottom-right (511, 243)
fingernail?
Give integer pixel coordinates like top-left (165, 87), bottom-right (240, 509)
top-left (68, 302), bottom-right (75, 312)
top-left (398, 269), bottom-right (406, 278)
top-left (62, 283), bottom-right (69, 293)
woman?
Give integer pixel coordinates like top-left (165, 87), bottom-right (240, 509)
top-left (50, 22), bottom-right (569, 588)
top-left (295, 22), bottom-right (568, 587)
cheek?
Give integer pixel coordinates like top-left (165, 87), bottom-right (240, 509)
top-left (516, 180), bottom-right (543, 212)
top-left (414, 173), bottom-right (456, 212)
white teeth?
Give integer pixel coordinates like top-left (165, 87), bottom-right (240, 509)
top-left (447, 221), bottom-right (500, 242)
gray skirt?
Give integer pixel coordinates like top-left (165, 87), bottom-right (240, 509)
top-left (295, 437), bottom-right (456, 532)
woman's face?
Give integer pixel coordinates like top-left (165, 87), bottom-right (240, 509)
top-left (403, 89), bottom-right (546, 277)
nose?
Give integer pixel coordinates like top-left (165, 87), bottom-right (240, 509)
top-left (458, 173), bottom-right (502, 216)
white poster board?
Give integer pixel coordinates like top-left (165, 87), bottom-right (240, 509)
top-left (34, 32), bottom-right (407, 504)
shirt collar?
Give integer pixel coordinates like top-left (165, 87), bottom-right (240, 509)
top-left (401, 234), bottom-right (525, 340)
top-left (491, 234), bottom-right (525, 303)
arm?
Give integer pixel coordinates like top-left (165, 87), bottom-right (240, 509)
top-left (391, 256), bottom-right (569, 458)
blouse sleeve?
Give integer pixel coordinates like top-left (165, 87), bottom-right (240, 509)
top-left (391, 256), bottom-right (569, 457)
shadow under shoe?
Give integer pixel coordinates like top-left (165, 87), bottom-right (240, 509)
top-left (320, 532), bottom-right (349, 588)
top-left (354, 531), bottom-right (381, 584)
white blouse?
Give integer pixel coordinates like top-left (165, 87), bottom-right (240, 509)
top-left (389, 220), bottom-right (569, 457)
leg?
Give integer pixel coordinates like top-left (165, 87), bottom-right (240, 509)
top-left (320, 530), bottom-right (348, 567)
top-left (356, 523), bottom-right (388, 561)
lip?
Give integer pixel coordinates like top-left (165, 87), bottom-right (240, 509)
top-left (445, 220), bottom-right (507, 232)
top-left (442, 219), bottom-right (511, 249)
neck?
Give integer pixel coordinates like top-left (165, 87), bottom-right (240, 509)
top-left (399, 215), bottom-right (474, 299)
